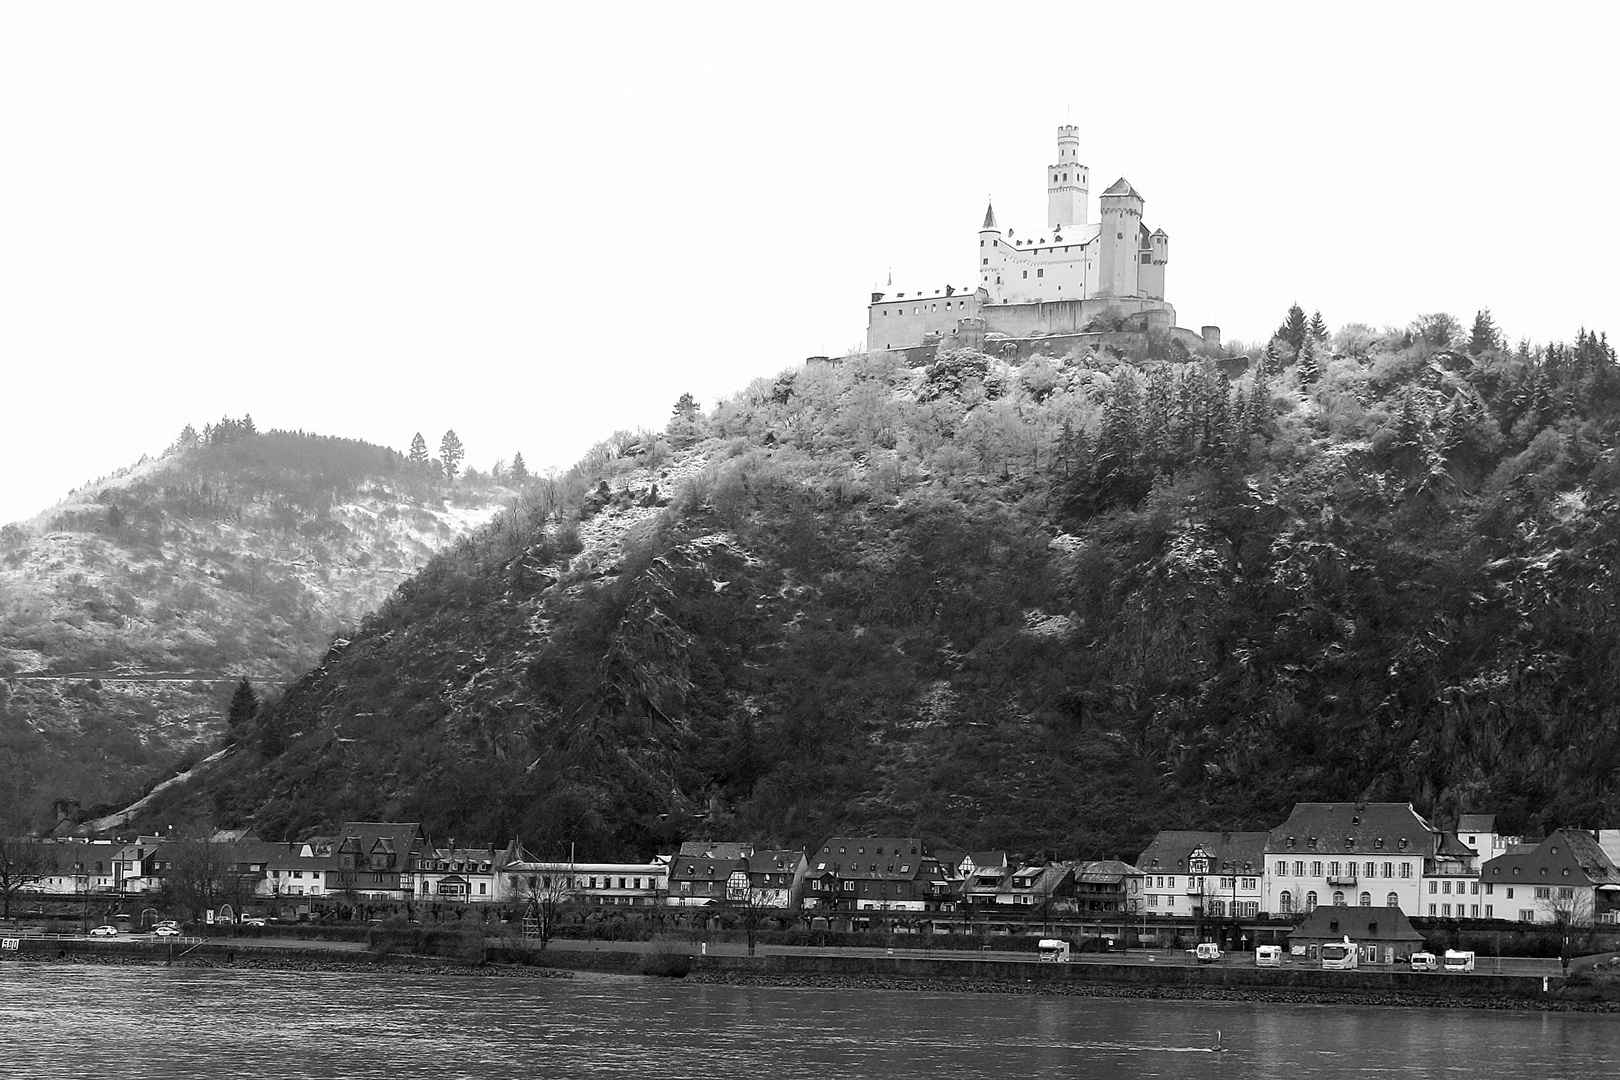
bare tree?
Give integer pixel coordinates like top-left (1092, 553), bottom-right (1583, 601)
top-left (0, 838), bottom-right (49, 919)
top-left (726, 871), bottom-right (777, 957)
top-left (1543, 887), bottom-right (1594, 973)
top-left (511, 859), bottom-right (576, 951)
top-left (158, 828), bottom-right (252, 923)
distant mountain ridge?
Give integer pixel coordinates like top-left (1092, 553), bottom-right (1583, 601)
top-left (123, 320), bottom-right (1620, 863)
top-left (0, 427), bottom-right (517, 830)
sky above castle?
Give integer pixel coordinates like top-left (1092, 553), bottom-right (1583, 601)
top-left (1, 3), bottom-right (1615, 524)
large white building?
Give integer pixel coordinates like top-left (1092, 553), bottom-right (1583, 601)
top-left (1263, 802), bottom-right (1473, 916)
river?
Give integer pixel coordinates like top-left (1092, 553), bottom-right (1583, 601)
top-left (0, 964), bottom-right (1612, 1078)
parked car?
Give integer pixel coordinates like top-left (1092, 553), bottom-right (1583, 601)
top-left (89, 925), bottom-right (119, 937)
top-left (155, 920), bottom-right (179, 930)
top-left (1194, 943), bottom-right (1223, 963)
top-left (153, 925), bottom-right (181, 937)
top-left (239, 916), bottom-right (267, 927)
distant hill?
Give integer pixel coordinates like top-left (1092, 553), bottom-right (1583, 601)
top-left (0, 426), bottom-right (517, 830)
top-left (133, 320), bottom-right (1620, 860)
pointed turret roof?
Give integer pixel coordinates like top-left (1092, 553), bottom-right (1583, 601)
top-left (981, 201), bottom-right (999, 230)
top-left (1102, 177), bottom-right (1142, 199)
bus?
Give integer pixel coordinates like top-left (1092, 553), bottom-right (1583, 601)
top-left (1320, 939), bottom-right (1359, 970)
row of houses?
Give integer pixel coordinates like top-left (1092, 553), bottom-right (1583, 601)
top-left (14, 804), bottom-right (1620, 928)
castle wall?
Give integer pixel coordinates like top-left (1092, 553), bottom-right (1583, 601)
top-left (867, 291), bottom-right (981, 352)
top-left (978, 297), bottom-right (1176, 339)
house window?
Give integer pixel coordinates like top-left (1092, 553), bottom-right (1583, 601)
top-left (1311, 862), bottom-right (1323, 877)
top-left (1329, 862), bottom-right (1341, 877)
top-left (1332, 891), bottom-right (1345, 906)
top-left (1279, 892), bottom-right (1292, 913)
top-left (1507, 887), bottom-right (1515, 899)
top-left (1519, 910), bottom-right (1535, 922)
top-left (1535, 887), bottom-right (1550, 900)
top-left (1443, 903), bottom-right (1452, 916)
top-left (1305, 891), bottom-right (1318, 911)
top-left (1429, 881), bottom-right (1437, 894)
top-left (1429, 904), bottom-right (1437, 915)
top-left (1359, 892), bottom-right (1370, 906)
top-left (1387, 892), bottom-right (1399, 907)
top-left (1485, 905), bottom-right (1493, 917)
top-left (1294, 861), bottom-right (1305, 877)
top-left (1400, 864), bottom-right (1413, 879)
top-left (1364, 862), bottom-right (1375, 877)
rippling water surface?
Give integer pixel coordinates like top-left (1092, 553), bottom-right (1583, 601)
top-left (1, 964), bottom-right (1613, 1079)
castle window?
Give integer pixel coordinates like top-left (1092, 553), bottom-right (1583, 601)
top-left (1037, 269), bottom-right (1043, 278)
top-left (983, 259), bottom-right (988, 266)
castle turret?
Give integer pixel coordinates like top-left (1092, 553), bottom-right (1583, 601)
top-left (978, 201), bottom-right (1004, 299)
top-left (1047, 125), bottom-right (1089, 230)
top-left (1096, 177), bottom-right (1144, 298)
top-left (1141, 227), bottom-right (1169, 300)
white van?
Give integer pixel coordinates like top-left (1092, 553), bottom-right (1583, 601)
top-left (1255, 945), bottom-right (1283, 967)
top-left (1409, 952), bottom-right (1439, 972)
top-left (1442, 949), bottom-right (1475, 972)
top-left (1037, 938), bottom-right (1071, 963)
top-left (1194, 943), bottom-right (1222, 963)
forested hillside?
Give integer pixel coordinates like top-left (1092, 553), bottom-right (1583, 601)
top-left (143, 314), bottom-right (1620, 861)
top-left (0, 423), bottom-right (516, 830)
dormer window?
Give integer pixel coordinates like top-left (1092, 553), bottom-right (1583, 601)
top-left (1399, 839), bottom-right (1409, 850)
top-left (1375, 838), bottom-right (1385, 850)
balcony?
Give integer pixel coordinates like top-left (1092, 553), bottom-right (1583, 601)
top-left (1326, 874), bottom-right (1357, 887)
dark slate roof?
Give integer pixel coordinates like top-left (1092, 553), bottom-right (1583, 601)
top-left (1266, 803), bottom-right (1439, 857)
top-left (982, 202), bottom-right (998, 230)
top-left (1101, 177), bottom-right (1142, 199)
top-left (810, 837), bottom-right (932, 881)
top-left (1288, 905), bottom-right (1423, 945)
top-left (1482, 828), bottom-right (1620, 887)
top-left (1457, 814), bottom-right (1496, 833)
top-left (1076, 860), bottom-right (1144, 884)
top-left (1135, 831), bottom-right (1269, 876)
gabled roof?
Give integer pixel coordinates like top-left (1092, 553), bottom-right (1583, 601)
top-left (1101, 177), bottom-right (1142, 199)
top-left (1266, 803), bottom-right (1440, 857)
top-left (1482, 828), bottom-right (1620, 887)
top-left (1288, 905), bottom-right (1422, 944)
top-left (1136, 831), bottom-right (1270, 876)
top-left (1076, 859), bottom-right (1144, 884)
top-left (1456, 814), bottom-right (1495, 833)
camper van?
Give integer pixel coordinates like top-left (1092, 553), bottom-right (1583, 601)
top-left (1410, 952), bottom-right (1439, 972)
top-left (1194, 943), bottom-right (1222, 964)
top-left (1255, 945), bottom-right (1283, 968)
top-left (1320, 938), bottom-right (1359, 970)
top-left (1442, 949), bottom-right (1475, 973)
top-left (1037, 938), bottom-right (1072, 963)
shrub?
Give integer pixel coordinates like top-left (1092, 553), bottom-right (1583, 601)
top-left (640, 935), bottom-right (694, 977)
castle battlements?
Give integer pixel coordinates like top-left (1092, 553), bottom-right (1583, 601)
top-left (866, 127), bottom-right (1213, 357)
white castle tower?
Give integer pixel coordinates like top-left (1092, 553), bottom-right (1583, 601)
top-left (1047, 125), bottom-right (1089, 230)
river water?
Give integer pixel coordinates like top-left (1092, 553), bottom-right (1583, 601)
top-left (0, 965), bottom-right (1612, 1078)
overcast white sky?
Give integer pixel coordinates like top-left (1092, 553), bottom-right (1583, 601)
top-left (2, 3), bottom-right (1615, 525)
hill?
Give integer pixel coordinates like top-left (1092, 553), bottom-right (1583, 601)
top-left (134, 318), bottom-right (1620, 860)
top-left (0, 424), bottom-right (517, 830)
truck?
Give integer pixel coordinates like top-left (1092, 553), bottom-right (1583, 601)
top-left (1442, 949), bottom-right (1475, 973)
top-left (1320, 938), bottom-right (1359, 970)
top-left (1037, 938), bottom-right (1071, 963)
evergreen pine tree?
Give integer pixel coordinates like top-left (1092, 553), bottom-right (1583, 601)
top-left (672, 393), bottom-right (700, 419)
top-left (409, 433), bottom-right (428, 464)
top-left (1468, 309), bottom-right (1499, 356)
top-left (179, 423), bottom-right (198, 447)
top-left (1308, 311), bottom-right (1329, 342)
top-left (439, 430), bottom-right (465, 481)
top-left (1278, 304), bottom-right (1309, 350)
top-left (1297, 337), bottom-right (1320, 385)
top-left (226, 677), bottom-right (258, 748)
top-left (511, 452), bottom-right (528, 482)
top-left (242, 414), bottom-right (257, 436)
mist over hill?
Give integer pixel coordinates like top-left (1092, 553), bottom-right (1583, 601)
top-left (134, 316), bottom-right (1620, 859)
top-left (0, 424), bottom-right (518, 830)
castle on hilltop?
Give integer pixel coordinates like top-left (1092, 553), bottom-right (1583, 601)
top-left (866, 126), bottom-right (1217, 358)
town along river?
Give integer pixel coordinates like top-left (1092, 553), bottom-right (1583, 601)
top-left (1, 964), bottom-right (1612, 1078)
